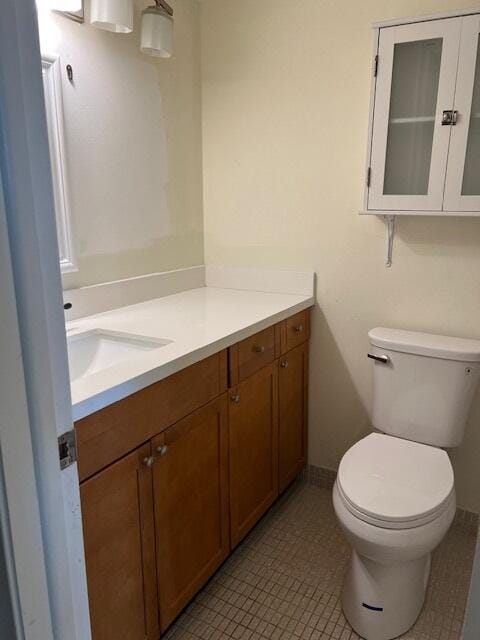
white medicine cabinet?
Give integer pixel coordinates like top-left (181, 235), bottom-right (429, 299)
top-left (363, 10), bottom-right (480, 216)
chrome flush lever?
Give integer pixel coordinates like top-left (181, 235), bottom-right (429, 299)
top-left (367, 353), bottom-right (390, 364)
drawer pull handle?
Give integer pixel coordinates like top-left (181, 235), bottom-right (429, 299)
top-left (156, 445), bottom-right (169, 457)
top-left (280, 360), bottom-right (288, 368)
top-left (253, 345), bottom-right (265, 353)
top-left (293, 324), bottom-right (304, 333)
top-left (143, 456), bottom-right (156, 468)
top-left (231, 394), bottom-right (240, 403)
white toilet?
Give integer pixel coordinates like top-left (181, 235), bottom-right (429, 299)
top-left (333, 327), bottom-right (480, 640)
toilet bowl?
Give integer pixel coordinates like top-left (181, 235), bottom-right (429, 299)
top-left (333, 328), bottom-right (480, 640)
top-left (333, 433), bottom-right (456, 640)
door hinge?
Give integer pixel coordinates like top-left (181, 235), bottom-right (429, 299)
top-left (373, 55), bottom-right (379, 77)
top-left (366, 167), bottom-right (372, 187)
top-left (58, 429), bottom-right (77, 470)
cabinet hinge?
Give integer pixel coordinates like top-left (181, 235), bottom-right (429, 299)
top-left (373, 55), bottom-right (379, 77)
top-left (58, 429), bottom-right (77, 470)
top-left (366, 167), bottom-right (372, 187)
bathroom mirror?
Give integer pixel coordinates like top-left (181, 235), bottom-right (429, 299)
top-left (41, 53), bottom-right (77, 273)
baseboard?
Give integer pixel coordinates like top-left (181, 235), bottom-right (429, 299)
top-left (301, 463), bottom-right (479, 533)
top-left (300, 464), bottom-right (337, 490)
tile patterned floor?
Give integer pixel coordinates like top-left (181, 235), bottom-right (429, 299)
top-left (163, 482), bottom-right (477, 640)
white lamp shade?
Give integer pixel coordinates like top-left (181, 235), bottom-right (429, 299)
top-left (141, 7), bottom-right (173, 58)
top-left (49, 0), bottom-right (83, 11)
top-left (90, 0), bottom-right (133, 33)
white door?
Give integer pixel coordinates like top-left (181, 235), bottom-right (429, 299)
top-left (444, 15), bottom-right (480, 212)
top-left (368, 18), bottom-right (461, 211)
top-left (0, 1), bottom-right (91, 639)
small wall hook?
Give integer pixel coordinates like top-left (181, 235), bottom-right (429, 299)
top-left (66, 64), bottom-right (73, 83)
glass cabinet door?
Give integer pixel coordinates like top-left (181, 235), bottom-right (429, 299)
top-left (368, 18), bottom-right (462, 211)
top-left (444, 15), bottom-right (480, 212)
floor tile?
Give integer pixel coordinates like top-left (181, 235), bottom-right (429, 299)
top-left (164, 483), bottom-right (477, 640)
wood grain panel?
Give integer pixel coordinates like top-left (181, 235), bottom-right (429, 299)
top-left (229, 326), bottom-right (275, 385)
top-left (80, 444), bottom-right (158, 640)
top-left (280, 309), bottom-right (310, 354)
top-left (229, 364), bottom-right (278, 548)
top-left (76, 351), bottom-right (227, 481)
top-left (278, 342), bottom-right (308, 493)
top-left (152, 396), bottom-right (230, 631)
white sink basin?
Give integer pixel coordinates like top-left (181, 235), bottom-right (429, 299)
top-left (67, 329), bottom-right (172, 382)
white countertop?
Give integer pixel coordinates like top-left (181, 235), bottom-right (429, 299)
top-left (68, 286), bottom-right (314, 421)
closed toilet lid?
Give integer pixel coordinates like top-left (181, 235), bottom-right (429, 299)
top-left (338, 433), bottom-right (454, 526)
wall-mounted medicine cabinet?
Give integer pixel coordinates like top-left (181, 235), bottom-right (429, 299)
top-left (363, 10), bottom-right (480, 216)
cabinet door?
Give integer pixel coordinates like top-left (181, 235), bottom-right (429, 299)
top-left (152, 397), bottom-right (229, 632)
top-left (278, 343), bottom-right (308, 493)
top-left (229, 364), bottom-right (278, 548)
top-left (80, 445), bottom-right (158, 640)
top-left (368, 18), bottom-right (461, 211)
top-left (444, 15), bottom-right (480, 212)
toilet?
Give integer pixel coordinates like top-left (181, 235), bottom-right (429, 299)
top-left (333, 327), bottom-right (480, 640)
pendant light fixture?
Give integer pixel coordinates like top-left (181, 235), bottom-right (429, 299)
top-left (90, 0), bottom-right (133, 34)
top-left (140, 0), bottom-right (174, 58)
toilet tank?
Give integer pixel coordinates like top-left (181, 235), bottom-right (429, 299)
top-left (369, 328), bottom-right (480, 447)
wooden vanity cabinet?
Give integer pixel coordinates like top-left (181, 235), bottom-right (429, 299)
top-left (77, 308), bottom-right (311, 639)
top-left (152, 396), bottom-right (230, 632)
top-left (278, 341), bottom-right (308, 493)
top-left (228, 363), bottom-right (279, 548)
top-left (80, 444), bottom-right (159, 640)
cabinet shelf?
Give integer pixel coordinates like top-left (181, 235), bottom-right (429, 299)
top-left (389, 116), bottom-right (435, 124)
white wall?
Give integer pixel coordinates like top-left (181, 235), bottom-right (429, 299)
top-left (201, 0), bottom-right (480, 512)
top-left (38, 0), bottom-right (204, 289)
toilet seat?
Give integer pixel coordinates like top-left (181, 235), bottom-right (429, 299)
top-left (337, 433), bottom-right (455, 530)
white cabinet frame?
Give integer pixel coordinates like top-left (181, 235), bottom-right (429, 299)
top-left (368, 19), bottom-right (461, 212)
top-left (444, 14), bottom-right (480, 212)
top-left (362, 8), bottom-right (480, 217)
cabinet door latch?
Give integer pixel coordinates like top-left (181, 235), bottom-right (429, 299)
top-left (373, 55), bottom-right (379, 77)
top-left (58, 429), bottom-right (77, 470)
top-left (442, 110), bottom-right (458, 126)
top-left (366, 167), bottom-right (372, 187)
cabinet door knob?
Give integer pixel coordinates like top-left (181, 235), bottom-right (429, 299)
top-left (231, 394), bottom-right (240, 403)
top-left (280, 360), bottom-right (288, 368)
top-left (253, 345), bottom-right (265, 353)
top-left (156, 445), bottom-right (169, 457)
top-left (143, 456), bottom-right (155, 468)
top-left (293, 324), bottom-right (304, 333)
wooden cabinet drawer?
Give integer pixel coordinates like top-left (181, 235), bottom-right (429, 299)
top-left (75, 350), bottom-right (227, 481)
top-left (280, 309), bottom-right (310, 354)
top-left (229, 325), bottom-right (277, 385)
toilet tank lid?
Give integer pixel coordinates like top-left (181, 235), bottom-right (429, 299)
top-left (369, 327), bottom-right (480, 362)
